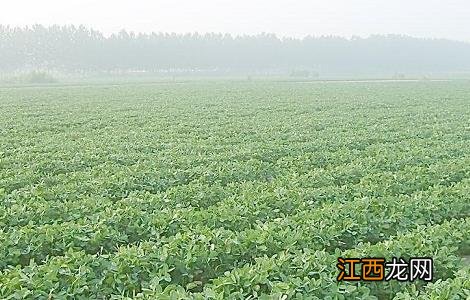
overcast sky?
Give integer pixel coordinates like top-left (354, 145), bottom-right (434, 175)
top-left (2, 0), bottom-right (469, 42)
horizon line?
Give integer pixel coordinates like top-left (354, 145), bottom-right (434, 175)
top-left (1, 23), bottom-right (469, 44)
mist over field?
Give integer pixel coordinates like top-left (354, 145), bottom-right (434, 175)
top-left (1, 25), bottom-right (470, 79)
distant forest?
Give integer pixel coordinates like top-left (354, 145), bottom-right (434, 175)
top-left (1, 25), bottom-right (470, 76)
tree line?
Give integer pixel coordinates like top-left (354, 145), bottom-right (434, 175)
top-left (1, 24), bottom-right (470, 75)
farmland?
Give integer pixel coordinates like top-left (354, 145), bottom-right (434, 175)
top-left (0, 81), bottom-right (469, 299)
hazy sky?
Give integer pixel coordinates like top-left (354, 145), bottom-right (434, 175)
top-left (2, 0), bottom-right (469, 41)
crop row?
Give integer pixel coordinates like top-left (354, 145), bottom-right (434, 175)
top-left (3, 131), bottom-right (466, 199)
top-left (394, 267), bottom-right (470, 300)
top-left (2, 154), bottom-right (467, 232)
top-left (1, 181), bottom-right (468, 288)
top-left (188, 217), bottom-right (470, 299)
top-left (1, 217), bottom-right (467, 299)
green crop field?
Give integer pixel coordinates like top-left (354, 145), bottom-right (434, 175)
top-left (0, 81), bottom-right (469, 299)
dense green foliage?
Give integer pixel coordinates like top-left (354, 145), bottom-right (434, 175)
top-left (0, 81), bottom-right (469, 299)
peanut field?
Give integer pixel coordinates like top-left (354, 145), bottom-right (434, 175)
top-left (0, 81), bottom-right (469, 299)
